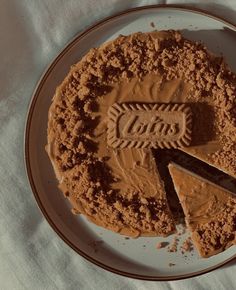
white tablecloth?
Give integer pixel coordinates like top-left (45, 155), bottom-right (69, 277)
top-left (1, 0), bottom-right (236, 289)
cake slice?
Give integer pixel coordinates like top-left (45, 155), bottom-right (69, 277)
top-left (168, 162), bottom-right (236, 258)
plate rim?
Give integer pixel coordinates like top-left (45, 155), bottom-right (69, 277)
top-left (24, 4), bottom-right (236, 281)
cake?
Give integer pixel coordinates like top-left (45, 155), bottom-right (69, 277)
top-left (168, 162), bottom-right (236, 258)
top-left (46, 30), bottom-right (236, 242)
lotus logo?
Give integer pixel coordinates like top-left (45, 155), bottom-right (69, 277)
top-left (122, 115), bottom-right (180, 138)
top-left (107, 103), bottom-right (192, 149)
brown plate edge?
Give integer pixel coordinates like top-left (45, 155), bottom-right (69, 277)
top-left (24, 4), bottom-right (236, 281)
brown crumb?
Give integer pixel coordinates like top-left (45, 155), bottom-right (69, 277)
top-left (181, 237), bottom-right (194, 253)
top-left (169, 263), bottom-right (176, 267)
top-left (156, 241), bottom-right (169, 249)
top-left (150, 22), bottom-right (155, 28)
top-left (167, 236), bottom-right (179, 252)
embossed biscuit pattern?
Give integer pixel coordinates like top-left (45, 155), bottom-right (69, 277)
top-left (107, 103), bottom-right (192, 149)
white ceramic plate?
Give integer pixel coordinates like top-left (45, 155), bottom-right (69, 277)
top-left (25, 5), bottom-right (236, 280)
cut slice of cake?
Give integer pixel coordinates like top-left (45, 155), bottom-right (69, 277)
top-left (168, 162), bottom-right (236, 258)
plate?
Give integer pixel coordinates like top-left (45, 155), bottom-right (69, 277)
top-left (25, 5), bottom-right (236, 280)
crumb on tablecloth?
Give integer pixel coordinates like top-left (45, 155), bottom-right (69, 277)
top-left (168, 263), bottom-right (176, 267)
top-left (150, 21), bottom-right (155, 28)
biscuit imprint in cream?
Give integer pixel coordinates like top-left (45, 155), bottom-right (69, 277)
top-left (107, 103), bottom-right (192, 149)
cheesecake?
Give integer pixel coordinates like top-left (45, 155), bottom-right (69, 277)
top-left (169, 162), bottom-right (236, 257)
top-left (46, 30), bottom-right (236, 240)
